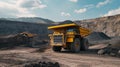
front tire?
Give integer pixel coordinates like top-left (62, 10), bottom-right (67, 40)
top-left (52, 46), bottom-right (62, 52)
top-left (71, 38), bottom-right (81, 53)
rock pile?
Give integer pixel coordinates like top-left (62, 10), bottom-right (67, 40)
top-left (85, 32), bottom-right (110, 44)
top-left (24, 61), bottom-right (60, 67)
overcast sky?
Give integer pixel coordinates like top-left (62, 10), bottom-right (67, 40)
top-left (0, 0), bottom-right (120, 21)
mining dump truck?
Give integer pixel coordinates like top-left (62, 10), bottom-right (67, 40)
top-left (48, 21), bottom-right (91, 52)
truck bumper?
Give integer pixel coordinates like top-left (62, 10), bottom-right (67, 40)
top-left (51, 43), bottom-right (63, 46)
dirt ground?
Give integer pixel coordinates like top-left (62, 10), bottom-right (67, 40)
top-left (0, 45), bottom-right (120, 67)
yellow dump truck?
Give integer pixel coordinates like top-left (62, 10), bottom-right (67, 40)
top-left (0, 32), bottom-right (37, 48)
top-left (48, 21), bottom-right (91, 52)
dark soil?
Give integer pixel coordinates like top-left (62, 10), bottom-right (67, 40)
top-left (24, 61), bottom-right (60, 67)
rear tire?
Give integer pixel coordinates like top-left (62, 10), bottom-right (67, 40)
top-left (71, 38), bottom-right (80, 53)
top-left (81, 38), bottom-right (89, 51)
top-left (52, 46), bottom-right (62, 52)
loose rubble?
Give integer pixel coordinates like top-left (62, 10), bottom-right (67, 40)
top-left (24, 61), bottom-right (60, 67)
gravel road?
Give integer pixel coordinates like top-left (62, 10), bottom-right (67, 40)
top-left (0, 46), bottom-right (120, 67)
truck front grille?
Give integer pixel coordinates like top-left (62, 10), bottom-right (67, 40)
top-left (54, 35), bottom-right (63, 43)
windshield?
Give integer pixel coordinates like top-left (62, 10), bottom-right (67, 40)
top-left (67, 28), bottom-right (74, 32)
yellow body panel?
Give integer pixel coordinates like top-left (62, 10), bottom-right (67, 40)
top-left (50, 43), bottom-right (63, 46)
top-left (66, 32), bottom-right (75, 42)
top-left (79, 27), bottom-right (91, 37)
top-left (66, 37), bottom-right (74, 42)
top-left (48, 23), bottom-right (78, 29)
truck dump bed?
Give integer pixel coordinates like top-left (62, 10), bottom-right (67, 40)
top-left (48, 23), bottom-right (77, 29)
top-left (48, 23), bottom-right (91, 37)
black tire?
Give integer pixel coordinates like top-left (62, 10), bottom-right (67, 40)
top-left (52, 46), bottom-right (62, 52)
top-left (71, 38), bottom-right (81, 53)
top-left (81, 38), bottom-right (89, 51)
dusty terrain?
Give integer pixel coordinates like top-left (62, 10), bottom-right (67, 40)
top-left (0, 45), bottom-right (120, 67)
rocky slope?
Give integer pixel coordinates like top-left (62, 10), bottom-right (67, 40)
top-left (75, 14), bottom-right (120, 37)
top-left (2, 17), bottom-right (54, 24)
top-left (0, 14), bottom-right (120, 39)
top-left (0, 19), bottom-right (54, 39)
